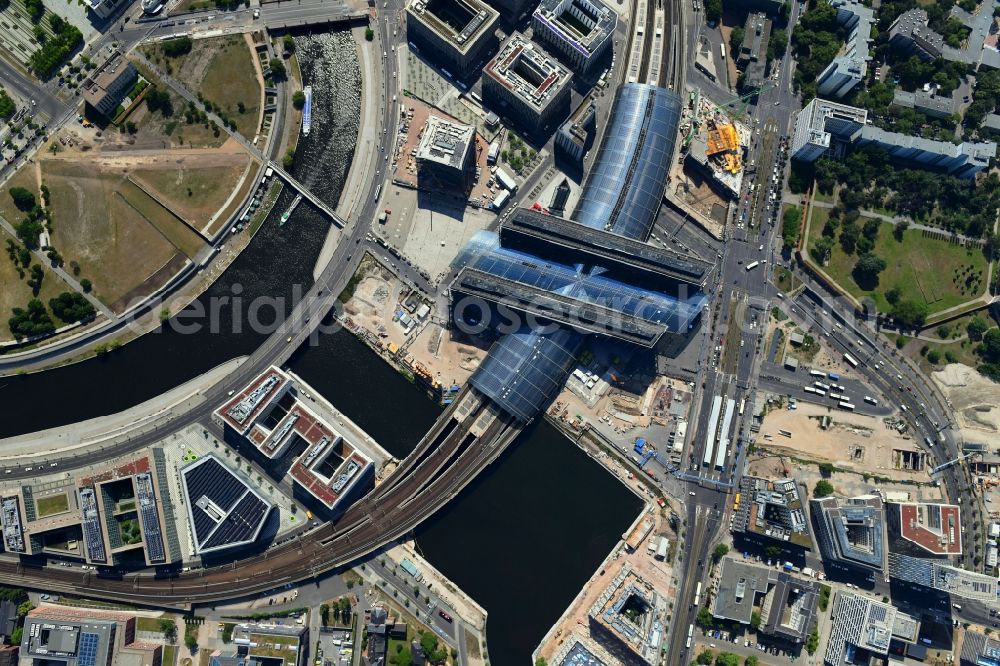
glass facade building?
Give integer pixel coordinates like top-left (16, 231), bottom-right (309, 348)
top-left (573, 83), bottom-right (683, 240)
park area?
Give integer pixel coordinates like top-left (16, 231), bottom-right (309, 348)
top-left (39, 157), bottom-right (207, 312)
top-left (807, 208), bottom-right (988, 315)
top-left (143, 34), bottom-right (263, 141)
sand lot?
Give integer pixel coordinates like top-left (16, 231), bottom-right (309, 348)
top-left (759, 401), bottom-right (928, 479)
top-left (933, 363), bottom-right (1000, 447)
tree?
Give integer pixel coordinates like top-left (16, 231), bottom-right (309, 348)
top-left (927, 349), bottom-right (942, 364)
top-left (293, 90), bottom-right (306, 109)
top-left (696, 607), bottom-right (714, 628)
top-left (696, 650), bottom-right (714, 665)
top-left (158, 619), bottom-right (176, 642)
top-left (968, 316), bottom-right (990, 341)
top-left (885, 285), bottom-right (902, 305)
top-left (782, 206), bottom-right (801, 250)
top-left (813, 479), bottom-right (834, 498)
top-left (712, 543), bottom-right (729, 563)
top-left (715, 653), bottom-right (740, 666)
top-left (49, 292), bottom-right (95, 323)
top-left (806, 627), bottom-right (819, 654)
top-left (750, 611), bottom-right (761, 629)
top-left (16, 600), bottom-right (32, 617)
top-left (184, 633), bottom-right (197, 652)
top-left (282, 34), bottom-right (295, 53)
top-left (161, 36), bottom-right (193, 57)
top-left (268, 58), bottom-right (286, 80)
top-left (10, 627), bottom-right (22, 646)
top-left (125, 121), bottom-right (138, 134)
top-left (818, 462), bottom-right (835, 477)
top-left (9, 187), bottom-right (36, 212)
top-left (80, 278), bottom-right (92, 293)
top-left (24, 0), bottom-right (44, 22)
top-left (730, 27), bottom-right (745, 56)
top-left (146, 88), bottom-right (173, 116)
top-left (389, 647), bottom-right (411, 666)
top-left (0, 87), bottom-right (14, 119)
top-left (893, 219), bottom-right (909, 241)
top-left (744, 657), bottom-right (759, 666)
top-left (852, 253), bottom-right (887, 289)
top-left (811, 236), bottom-right (833, 264)
top-left (892, 299), bottom-right (929, 329)
top-left (704, 0), bottom-right (721, 23)
top-left (768, 29), bottom-right (788, 60)
top-left (8, 299), bottom-right (54, 340)
top-left (535, 660), bottom-right (547, 666)
top-left (365, 27), bottom-right (374, 41)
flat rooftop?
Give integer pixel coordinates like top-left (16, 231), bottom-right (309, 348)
top-left (484, 33), bottom-right (572, 112)
top-left (216, 370), bottom-right (289, 434)
top-left (406, 0), bottom-right (499, 54)
top-left (588, 565), bottom-right (663, 665)
top-left (415, 115), bottom-right (476, 170)
top-left (498, 207), bottom-right (710, 286)
top-left (180, 455), bottom-right (272, 555)
top-left (732, 477), bottom-right (812, 548)
top-left (894, 502), bottom-right (962, 556)
top-left (713, 559), bottom-right (775, 624)
top-left (812, 495), bottom-right (886, 571)
top-left (534, 0), bottom-right (617, 54)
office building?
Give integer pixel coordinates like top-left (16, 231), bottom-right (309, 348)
top-left (180, 456), bottom-right (273, 556)
top-left (887, 552), bottom-right (997, 601)
top-left (815, 0), bottom-right (874, 98)
top-left (19, 606), bottom-right (162, 666)
top-left (888, 8), bottom-right (945, 61)
top-left (858, 125), bottom-right (996, 178)
top-left (732, 476), bottom-right (812, 548)
top-left (790, 98), bottom-right (867, 162)
top-left (737, 13), bottom-right (771, 90)
top-left (891, 88), bottom-right (957, 119)
top-left (230, 624), bottom-right (304, 666)
top-left (415, 115), bottom-right (477, 190)
top-left (531, 0), bottom-right (617, 76)
top-left (214, 367), bottom-right (379, 514)
top-left (791, 98), bottom-right (995, 177)
top-left (81, 54), bottom-right (138, 118)
top-left (962, 632), bottom-right (1000, 666)
top-left (712, 559), bottom-right (819, 645)
top-left (555, 94), bottom-right (597, 162)
top-left (823, 592), bottom-right (917, 666)
top-left (886, 501), bottom-right (962, 557)
top-left (83, 0), bottom-right (129, 19)
top-left (587, 565), bottom-right (666, 665)
top-left (482, 32), bottom-right (573, 135)
top-left (811, 495), bottom-right (887, 574)
top-left (406, 0), bottom-right (500, 80)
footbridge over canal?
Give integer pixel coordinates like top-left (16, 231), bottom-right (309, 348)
top-left (268, 162), bottom-right (348, 229)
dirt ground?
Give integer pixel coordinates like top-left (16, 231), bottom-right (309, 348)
top-left (933, 363), bottom-right (1000, 447)
top-left (758, 401), bottom-right (931, 480)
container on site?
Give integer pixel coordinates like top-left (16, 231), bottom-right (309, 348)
top-left (655, 536), bottom-right (669, 560)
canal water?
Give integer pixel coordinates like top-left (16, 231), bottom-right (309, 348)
top-left (0, 31), bottom-right (642, 664)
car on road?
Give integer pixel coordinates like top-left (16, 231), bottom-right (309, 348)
top-left (439, 611), bottom-right (452, 622)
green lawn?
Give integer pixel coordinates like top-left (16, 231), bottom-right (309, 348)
top-left (162, 645), bottom-right (176, 666)
top-left (135, 616), bottom-right (166, 633)
top-left (808, 215), bottom-right (987, 314)
top-left (36, 493), bottom-right (69, 517)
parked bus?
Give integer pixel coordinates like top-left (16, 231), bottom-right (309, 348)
top-left (839, 401), bottom-right (856, 411)
top-left (814, 389), bottom-right (826, 396)
top-left (778, 429), bottom-right (792, 437)
top-left (720, 44), bottom-right (726, 60)
top-left (864, 396), bottom-right (877, 405)
top-left (828, 393), bottom-right (842, 401)
top-left (809, 370), bottom-right (826, 378)
top-left (843, 352), bottom-right (859, 367)
top-left (814, 382), bottom-right (830, 391)
top-left (828, 372), bottom-right (840, 381)
top-left (745, 260), bottom-right (759, 271)
top-left (803, 386), bottom-right (818, 394)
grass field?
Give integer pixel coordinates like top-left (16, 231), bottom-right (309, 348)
top-left (40, 159), bottom-right (184, 311)
top-left (162, 645), bottom-right (176, 666)
top-left (0, 229), bottom-right (68, 341)
top-left (116, 179), bottom-right (205, 258)
top-left (35, 493), bottom-right (70, 517)
top-left (132, 158), bottom-right (253, 234)
top-left (167, 35), bottom-right (262, 140)
top-left (130, 59), bottom-right (228, 150)
top-left (808, 214), bottom-right (987, 314)
top-left (0, 166), bottom-right (39, 224)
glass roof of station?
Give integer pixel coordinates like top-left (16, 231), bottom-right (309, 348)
top-left (470, 327), bottom-right (582, 423)
top-left (454, 232), bottom-right (707, 333)
top-left (572, 83), bottom-right (683, 241)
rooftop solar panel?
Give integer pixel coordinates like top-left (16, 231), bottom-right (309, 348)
top-left (181, 456), bottom-right (273, 554)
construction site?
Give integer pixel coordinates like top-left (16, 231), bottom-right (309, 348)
top-left (666, 87), bottom-right (754, 237)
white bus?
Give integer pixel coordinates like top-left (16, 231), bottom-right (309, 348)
top-left (815, 389), bottom-right (826, 396)
top-left (864, 396), bottom-right (877, 405)
top-left (803, 386), bottom-right (817, 394)
top-left (686, 625), bottom-right (694, 649)
top-left (745, 261), bottom-right (759, 271)
top-left (814, 382), bottom-right (830, 391)
top-left (828, 393), bottom-right (842, 401)
top-left (809, 370), bottom-right (826, 378)
top-left (694, 582), bottom-right (702, 606)
top-left (839, 401), bottom-right (855, 411)
top-left (720, 44), bottom-right (726, 60)
top-left (843, 352), bottom-right (859, 367)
